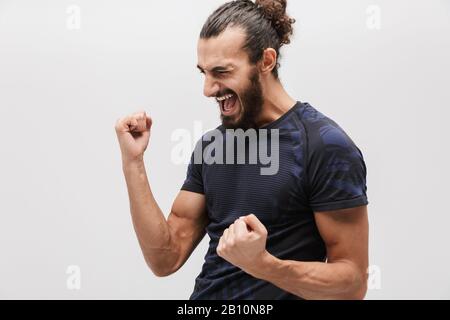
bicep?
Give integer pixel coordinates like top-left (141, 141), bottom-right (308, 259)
top-left (314, 205), bottom-right (369, 274)
top-left (167, 190), bottom-right (208, 264)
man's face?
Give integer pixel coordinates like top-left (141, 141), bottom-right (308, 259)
top-left (197, 27), bottom-right (264, 129)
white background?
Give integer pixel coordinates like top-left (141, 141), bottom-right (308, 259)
top-left (0, 0), bottom-right (449, 299)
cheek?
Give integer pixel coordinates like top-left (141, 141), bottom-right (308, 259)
top-left (225, 76), bottom-right (245, 93)
top-left (225, 82), bottom-right (239, 95)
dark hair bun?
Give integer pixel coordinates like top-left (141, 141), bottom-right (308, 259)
top-left (255, 0), bottom-right (295, 46)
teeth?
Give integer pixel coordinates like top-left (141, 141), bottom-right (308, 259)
top-left (216, 93), bottom-right (234, 102)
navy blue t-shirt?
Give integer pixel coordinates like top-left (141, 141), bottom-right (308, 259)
top-left (181, 101), bottom-right (368, 299)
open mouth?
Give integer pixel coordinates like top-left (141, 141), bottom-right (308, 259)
top-left (216, 92), bottom-right (238, 116)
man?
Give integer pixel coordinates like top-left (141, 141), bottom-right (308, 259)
top-left (115, 0), bottom-right (369, 300)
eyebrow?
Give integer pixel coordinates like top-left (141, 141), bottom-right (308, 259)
top-left (197, 64), bottom-right (234, 73)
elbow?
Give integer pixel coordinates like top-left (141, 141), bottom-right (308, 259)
top-left (354, 269), bottom-right (369, 300)
top-left (146, 259), bottom-right (176, 278)
top-left (138, 242), bottom-right (181, 277)
top-left (143, 256), bottom-right (178, 278)
top-left (152, 268), bottom-right (175, 278)
top-left (140, 238), bottom-right (183, 278)
top-left (343, 272), bottom-right (368, 300)
top-left (147, 262), bottom-right (177, 278)
top-left (349, 281), bottom-right (367, 300)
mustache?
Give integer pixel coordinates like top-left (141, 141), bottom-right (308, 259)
top-left (215, 89), bottom-right (236, 97)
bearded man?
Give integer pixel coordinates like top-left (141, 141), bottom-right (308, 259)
top-left (115, 0), bottom-right (369, 300)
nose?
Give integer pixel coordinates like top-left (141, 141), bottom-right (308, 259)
top-left (203, 75), bottom-right (220, 98)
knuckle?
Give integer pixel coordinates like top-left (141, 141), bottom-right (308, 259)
top-left (135, 111), bottom-right (145, 119)
top-left (115, 118), bottom-right (126, 131)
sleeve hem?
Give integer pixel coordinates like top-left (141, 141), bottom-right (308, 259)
top-left (181, 183), bottom-right (204, 195)
top-left (310, 196), bottom-right (368, 212)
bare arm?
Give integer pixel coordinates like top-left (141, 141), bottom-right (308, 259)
top-left (244, 206), bottom-right (369, 299)
top-left (116, 111), bottom-right (208, 277)
top-left (123, 162), bottom-right (207, 277)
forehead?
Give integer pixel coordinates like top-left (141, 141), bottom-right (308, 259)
top-left (197, 27), bottom-right (249, 69)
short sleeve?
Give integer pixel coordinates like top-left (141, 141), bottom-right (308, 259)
top-left (306, 120), bottom-right (368, 212)
top-left (181, 140), bottom-right (204, 194)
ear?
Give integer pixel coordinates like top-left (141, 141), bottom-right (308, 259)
top-left (259, 48), bottom-right (277, 75)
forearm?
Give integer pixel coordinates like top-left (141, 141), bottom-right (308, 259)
top-left (122, 159), bottom-right (178, 276)
top-left (247, 252), bottom-right (367, 300)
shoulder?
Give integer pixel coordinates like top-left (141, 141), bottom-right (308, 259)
top-left (297, 102), bottom-right (364, 160)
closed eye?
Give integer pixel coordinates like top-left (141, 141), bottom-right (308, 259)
top-left (197, 68), bottom-right (230, 77)
top-left (215, 70), bottom-right (230, 77)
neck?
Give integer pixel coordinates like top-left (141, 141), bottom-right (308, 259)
top-left (256, 76), bottom-right (297, 127)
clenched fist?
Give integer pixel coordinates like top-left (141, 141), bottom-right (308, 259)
top-left (115, 111), bottom-right (152, 163)
top-left (217, 214), bottom-right (269, 274)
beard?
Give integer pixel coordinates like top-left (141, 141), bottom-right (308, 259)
top-left (220, 68), bottom-right (264, 130)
